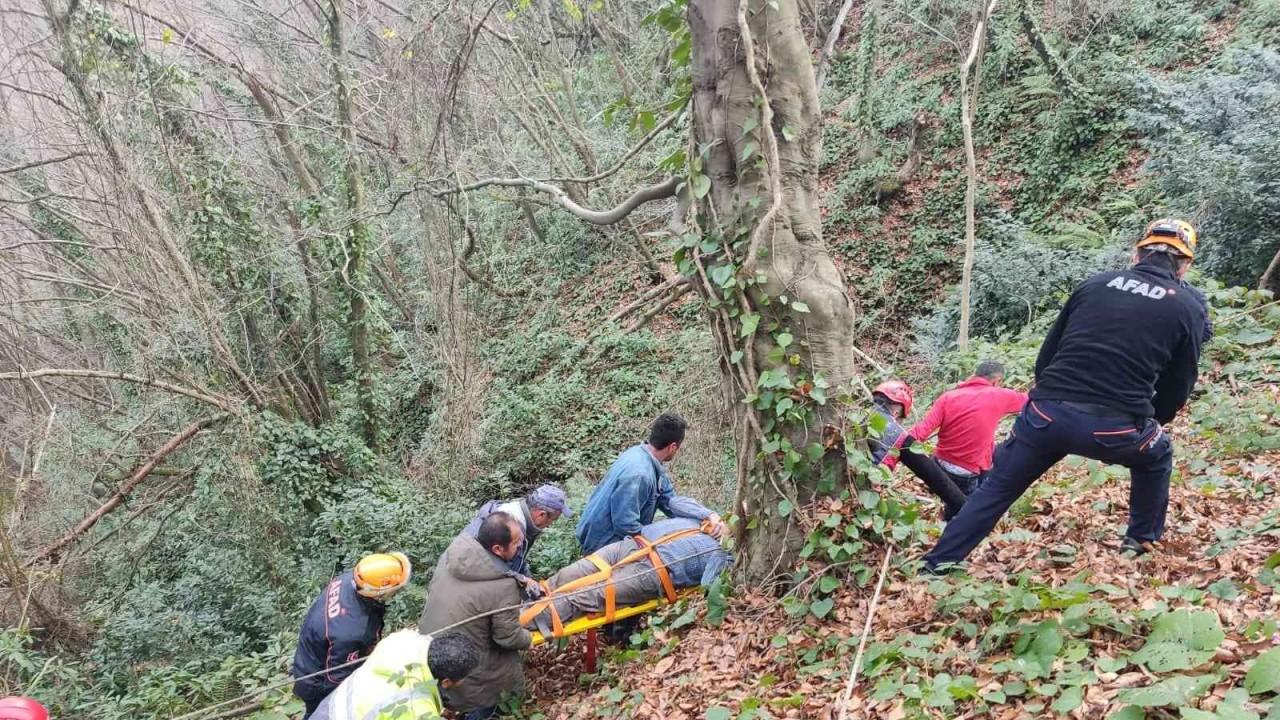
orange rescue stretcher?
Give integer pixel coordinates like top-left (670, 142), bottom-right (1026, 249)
top-left (523, 526), bottom-right (706, 647)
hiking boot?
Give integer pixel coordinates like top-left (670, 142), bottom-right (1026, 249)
top-left (1120, 536), bottom-right (1150, 556)
top-left (919, 561), bottom-right (962, 577)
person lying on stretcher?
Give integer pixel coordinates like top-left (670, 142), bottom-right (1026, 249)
top-left (521, 517), bottom-right (734, 637)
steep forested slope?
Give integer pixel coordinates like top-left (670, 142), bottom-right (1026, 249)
top-left (0, 0), bottom-right (1276, 718)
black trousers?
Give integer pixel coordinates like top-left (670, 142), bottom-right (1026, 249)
top-left (294, 683), bottom-right (329, 720)
top-left (898, 444), bottom-right (970, 519)
top-left (925, 400), bottom-right (1174, 569)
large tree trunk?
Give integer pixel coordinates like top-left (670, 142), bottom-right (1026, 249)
top-left (688, 0), bottom-right (858, 583)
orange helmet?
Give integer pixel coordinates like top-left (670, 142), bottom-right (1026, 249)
top-left (873, 380), bottom-right (914, 417)
top-left (1136, 218), bottom-right (1197, 260)
top-left (354, 552), bottom-right (411, 599)
top-left (0, 697), bottom-right (48, 720)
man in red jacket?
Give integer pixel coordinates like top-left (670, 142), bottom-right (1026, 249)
top-left (909, 361), bottom-right (1027, 495)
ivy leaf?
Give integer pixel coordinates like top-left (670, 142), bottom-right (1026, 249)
top-left (730, 350), bottom-right (744, 364)
top-left (819, 575), bottom-right (840, 594)
top-left (1207, 579), bottom-right (1239, 600)
top-left (776, 332), bottom-right (793, 349)
top-left (691, 173), bottom-right (711, 199)
top-left (709, 264), bottom-right (735, 287)
top-left (792, 301), bottom-right (810, 313)
top-left (1246, 648), bottom-right (1280, 694)
top-left (1118, 674), bottom-right (1219, 708)
top-left (740, 313), bottom-right (760, 337)
top-left (1053, 686), bottom-right (1084, 714)
top-left (705, 708), bottom-right (732, 720)
top-left (858, 490), bottom-right (879, 510)
top-left (1129, 642), bottom-right (1200, 673)
top-left (741, 115), bottom-right (759, 135)
top-left (741, 141), bottom-right (759, 162)
top-left (706, 574), bottom-right (728, 627)
top-left (781, 124), bottom-right (796, 142)
top-left (671, 606), bottom-right (699, 630)
top-left (1232, 326), bottom-right (1274, 346)
top-left (1131, 609), bottom-right (1224, 671)
top-left (777, 499), bottom-right (794, 517)
top-left (1108, 708), bottom-right (1146, 720)
top-left (809, 598), bottom-right (834, 619)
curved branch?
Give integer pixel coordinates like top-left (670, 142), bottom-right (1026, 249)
top-left (0, 369), bottom-right (234, 410)
top-left (435, 176), bottom-right (679, 226)
top-left (455, 211), bottom-right (517, 297)
top-left (549, 101), bottom-right (687, 185)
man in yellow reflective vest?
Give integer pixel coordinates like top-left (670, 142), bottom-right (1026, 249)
top-left (309, 630), bottom-right (479, 720)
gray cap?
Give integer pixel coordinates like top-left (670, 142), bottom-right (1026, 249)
top-left (529, 484), bottom-right (573, 517)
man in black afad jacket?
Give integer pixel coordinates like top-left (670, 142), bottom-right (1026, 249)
top-left (924, 219), bottom-right (1209, 572)
top-left (292, 553), bottom-right (411, 718)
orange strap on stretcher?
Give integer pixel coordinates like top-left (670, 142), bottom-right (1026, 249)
top-left (518, 527), bottom-right (704, 637)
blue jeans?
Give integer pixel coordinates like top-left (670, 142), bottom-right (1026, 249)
top-left (948, 471), bottom-right (987, 496)
top-left (924, 400), bottom-right (1174, 569)
top-left (463, 707), bottom-right (498, 720)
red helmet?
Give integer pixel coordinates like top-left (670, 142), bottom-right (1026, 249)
top-left (873, 380), bottom-right (914, 417)
top-left (0, 697), bottom-right (49, 720)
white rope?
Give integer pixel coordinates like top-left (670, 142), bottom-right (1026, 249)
top-left (165, 543), bottom-right (727, 720)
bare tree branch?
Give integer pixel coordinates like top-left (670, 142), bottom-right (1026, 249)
top-left (26, 414), bottom-right (228, 566)
top-left (0, 369), bottom-right (234, 410)
top-left (0, 153), bottom-right (90, 175)
top-left (815, 0), bottom-right (856, 91)
top-left (435, 176), bottom-right (679, 225)
top-left (548, 100), bottom-right (687, 185)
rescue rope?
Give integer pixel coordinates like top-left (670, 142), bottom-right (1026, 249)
top-left (165, 544), bottom-right (725, 720)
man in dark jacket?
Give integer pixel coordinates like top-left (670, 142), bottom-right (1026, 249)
top-left (291, 552), bottom-right (411, 718)
top-left (419, 512), bottom-right (532, 720)
top-left (923, 219), bottom-right (1208, 572)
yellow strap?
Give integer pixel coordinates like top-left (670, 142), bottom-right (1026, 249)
top-left (587, 554), bottom-right (616, 622)
top-left (633, 535), bottom-right (678, 603)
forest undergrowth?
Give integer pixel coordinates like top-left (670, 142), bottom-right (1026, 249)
top-left (522, 285), bottom-right (1280, 720)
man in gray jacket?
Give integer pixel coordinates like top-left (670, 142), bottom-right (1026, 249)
top-left (419, 512), bottom-right (531, 720)
top-left (461, 484), bottom-right (573, 594)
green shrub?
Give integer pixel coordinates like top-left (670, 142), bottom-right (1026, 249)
top-left (475, 317), bottom-right (710, 501)
top-left (1131, 45), bottom-right (1280, 290)
top-left (914, 212), bottom-right (1125, 357)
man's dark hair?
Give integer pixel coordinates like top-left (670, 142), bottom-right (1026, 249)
top-left (1137, 245), bottom-right (1189, 274)
top-left (477, 511), bottom-right (515, 551)
top-left (427, 632), bottom-right (480, 681)
top-left (648, 412), bottom-right (688, 450)
top-left (975, 360), bottom-right (1005, 380)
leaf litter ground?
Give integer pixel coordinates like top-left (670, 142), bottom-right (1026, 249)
top-left (524, 423), bottom-right (1279, 719)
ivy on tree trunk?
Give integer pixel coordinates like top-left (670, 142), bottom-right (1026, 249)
top-left (686, 0), bottom-right (861, 584)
